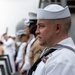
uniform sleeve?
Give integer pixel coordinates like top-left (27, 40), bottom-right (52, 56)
top-left (16, 43), bottom-right (26, 63)
top-left (43, 61), bottom-right (74, 75)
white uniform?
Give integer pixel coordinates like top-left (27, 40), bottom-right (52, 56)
top-left (34, 37), bottom-right (75, 75)
top-left (21, 36), bottom-right (35, 71)
top-left (3, 38), bottom-right (16, 73)
top-left (16, 42), bottom-right (26, 68)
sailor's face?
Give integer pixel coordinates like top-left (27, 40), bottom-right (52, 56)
top-left (3, 34), bottom-right (8, 40)
top-left (36, 19), bottom-right (56, 47)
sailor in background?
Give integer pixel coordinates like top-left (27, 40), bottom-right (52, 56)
top-left (28, 12), bottom-right (45, 67)
top-left (30, 4), bottom-right (75, 75)
top-left (20, 12), bottom-right (37, 74)
top-left (14, 30), bottom-right (23, 61)
top-left (15, 30), bottom-right (29, 71)
top-left (14, 30), bottom-right (25, 71)
top-left (10, 34), bottom-right (18, 51)
top-left (2, 33), bottom-right (16, 73)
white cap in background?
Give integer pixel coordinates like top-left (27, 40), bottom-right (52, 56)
top-left (28, 11), bottom-right (37, 19)
top-left (24, 19), bottom-right (30, 26)
top-left (10, 34), bottom-right (16, 38)
top-left (16, 30), bottom-right (26, 36)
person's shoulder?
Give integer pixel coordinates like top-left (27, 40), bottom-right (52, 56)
top-left (22, 42), bottom-right (27, 46)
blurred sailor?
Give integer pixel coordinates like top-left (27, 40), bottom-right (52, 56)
top-left (2, 33), bottom-right (15, 73)
top-left (15, 30), bottom-right (29, 70)
top-left (28, 12), bottom-right (45, 67)
top-left (20, 12), bottom-right (37, 74)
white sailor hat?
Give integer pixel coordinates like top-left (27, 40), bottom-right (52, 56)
top-left (16, 30), bottom-right (26, 36)
top-left (10, 34), bottom-right (16, 37)
top-left (37, 4), bottom-right (71, 19)
top-left (28, 12), bottom-right (37, 19)
top-left (25, 12), bottom-right (37, 25)
top-left (24, 12), bottom-right (37, 27)
top-left (24, 19), bottom-right (30, 26)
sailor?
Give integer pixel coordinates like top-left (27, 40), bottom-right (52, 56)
top-left (2, 33), bottom-right (16, 73)
top-left (15, 30), bottom-right (29, 70)
top-left (20, 12), bottom-right (37, 74)
top-left (28, 4), bottom-right (75, 75)
top-left (14, 29), bottom-right (26, 61)
top-left (28, 12), bottom-right (45, 67)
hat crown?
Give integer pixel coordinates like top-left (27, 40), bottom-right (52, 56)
top-left (10, 34), bottom-right (16, 37)
top-left (24, 19), bottom-right (30, 26)
top-left (16, 30), bottom-right (26, 35)
top-left (29, 12), bottom-right (37, 19)
top-left (44, 4), bottom-right (64, 12)
top-left (37, 4), bottom-right (71, 19)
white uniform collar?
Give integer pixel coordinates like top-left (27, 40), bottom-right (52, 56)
top-left (58, 37), bottom-right (74, 45)
top-left (46, 37), bottom-right (75, 50)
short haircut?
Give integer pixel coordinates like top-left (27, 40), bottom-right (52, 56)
top-left (29, 20), bottom-right (37, 36)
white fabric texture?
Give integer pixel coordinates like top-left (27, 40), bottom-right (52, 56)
top-left (16, 42), bottom-right (26, 67)
top-left (3, 38), bottom-right (16, 73)
top-left (34, 37), bottom-right (75, 75)
top-left (21, 36), bottom-right (35, 71)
